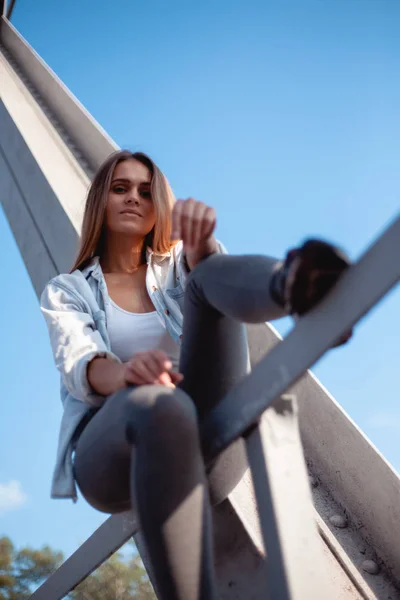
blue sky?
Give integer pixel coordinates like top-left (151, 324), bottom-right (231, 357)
top-left (1, 0), bottom-right (399, 562)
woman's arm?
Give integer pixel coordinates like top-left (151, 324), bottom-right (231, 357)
top-left (42, 278), bottom-right (185, 402)
top-left (87, 357), bottom-right (126, 396)
top-left (41, 279), bottom-right (122, 406)
top-left (88, 350), bottom-right (183, 395)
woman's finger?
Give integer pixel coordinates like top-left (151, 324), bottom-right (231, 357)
top-left (125, 364), bottom-right (173, 387)
top-left (170, 371), bottom-right (184, 384)
top-left (191, 202), bottom-right (208, 248)
top-left (181, 198), bottom-right (196, 248)
top-left (131, 358), bottom-right (159, 384)
top-left (130, 352), bottom-right (162, 378)
top-left (151, 350), bottom-right (173, 372)
top-left (124, 364), bottom-right (147, 386)
top-left (157, 372), bottom-right (175, 388)
top-left (200, 206), bottom-right (216, 242)
top-left (144, 352), bottom-right (169, 379)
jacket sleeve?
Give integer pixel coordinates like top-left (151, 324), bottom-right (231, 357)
top-left (40, 279), bottom-right (121, 406)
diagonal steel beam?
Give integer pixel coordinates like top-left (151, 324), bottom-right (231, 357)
top-left (29, 511), bottom-right (138, 600)
top-left (246, 395), bottom-right (334, 600)
top-left (201, 214), bottom-right (400, 462)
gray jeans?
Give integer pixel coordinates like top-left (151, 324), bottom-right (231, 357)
top-left (74, 253), bottom-right (282, 600)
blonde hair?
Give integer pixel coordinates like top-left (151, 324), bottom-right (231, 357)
top-left (71, 151), bottom-right (176, 272)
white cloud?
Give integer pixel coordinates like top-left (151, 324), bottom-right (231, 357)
top-left (0, 480), bottom-right (28, 516)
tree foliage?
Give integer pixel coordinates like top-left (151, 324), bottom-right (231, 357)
top-left (0, 536), bottom-right (62, 600)
top-left (0, 537), bottom-right (155, 600)
top-left (70, 542), bottom-right (155, 600)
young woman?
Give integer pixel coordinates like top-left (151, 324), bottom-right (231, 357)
top-left (41, 150), bottom-right (351, 600)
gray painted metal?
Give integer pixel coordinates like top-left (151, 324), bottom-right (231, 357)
top-left (201, 214), bottom-right (400, 461)
top-left (245, 395), bottom-right (331, 600)
top-left (0, 17), bottom-right (118, 172)
top-left (210, 504), bottom-right (267, 599)
top-left (246, 323), bottom-right (400, 592)
top-left (29, 511), bottom-right (138, 600)
top-left (0, 131), bottom-right (57, 295)
top-left (312, 484), bottom-right (396, 598)
top-left (29, 497), bottom-right (270, 600)
top-left (301, 372), bottom-right (400, 590)
top-left (0, 100), bottom-right (78, 291)
top-left (135, 513), bottom-right (268, 600)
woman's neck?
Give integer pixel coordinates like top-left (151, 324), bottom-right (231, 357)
top-left (101, 234), bottom-right (146, 274)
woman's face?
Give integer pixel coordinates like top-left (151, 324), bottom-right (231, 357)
top-left (105, 159), bottom-right (156, 238)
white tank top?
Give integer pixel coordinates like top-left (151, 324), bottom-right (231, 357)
top-left (106, 298), bottom-right (181, 369)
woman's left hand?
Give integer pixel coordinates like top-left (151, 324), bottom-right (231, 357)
top-left (171, 198), bottom-right (219, 268)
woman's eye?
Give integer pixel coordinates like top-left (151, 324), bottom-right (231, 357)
top-left (140, 189), bottom-right (151, 199)
top-left (113, 186), bottom-right (126, 193)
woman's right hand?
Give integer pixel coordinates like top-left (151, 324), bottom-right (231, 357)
top-left (123, 350), bottom-right (183, 388)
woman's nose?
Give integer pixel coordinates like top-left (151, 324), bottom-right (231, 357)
top-left (125, 190), bottom-right (140, 204)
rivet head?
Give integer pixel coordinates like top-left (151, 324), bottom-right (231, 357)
top-left (329, 514), bottom-right (347, 528)
top-left (362, 560), bottom-right (379, 575)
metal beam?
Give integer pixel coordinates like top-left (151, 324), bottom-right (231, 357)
top-left (245, 324), bottom-right (400, 590)
top-left (0, 17), bottom-right (118, 174)
top-left (0, 98), bottom-right (80, 290)
top-left (246, 396), bottom-right (333, 600)
top-left (201, 214), bottom-right (400, 461)
top-left (29, 511), bottom-right (138, 600)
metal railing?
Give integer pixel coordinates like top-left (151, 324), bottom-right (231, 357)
top-left (29, 214), bottom-right (400, 599)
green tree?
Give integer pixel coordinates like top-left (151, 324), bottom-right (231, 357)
top-left (0, 537), bottom-right (155, 599)
top-left (0, 536), bottom-right (62, 599)
top-left (70, 542), bottom-right (155, 600)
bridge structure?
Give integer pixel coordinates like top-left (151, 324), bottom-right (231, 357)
top-left (1, 4), bottom-right (399, 599)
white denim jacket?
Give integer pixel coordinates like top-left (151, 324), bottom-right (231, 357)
top-left (41, 241), bottom-right (225, 501)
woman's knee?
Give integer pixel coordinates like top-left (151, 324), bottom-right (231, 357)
top-left (114, 385), bottom-right (198, 443)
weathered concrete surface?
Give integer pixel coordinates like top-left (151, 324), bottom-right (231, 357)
top-left (0, 48), bottom-right (87, 287)
top-left (0, 99), bottom-right (79, 291)
top-left (0, 135), bottom-right (56, 294)
top-left (0, 17), bottom-right (118, 172)
top-left (247, 323), bottom-right (400, 593)
top-left (0, 50), bottom-right (89, 234)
